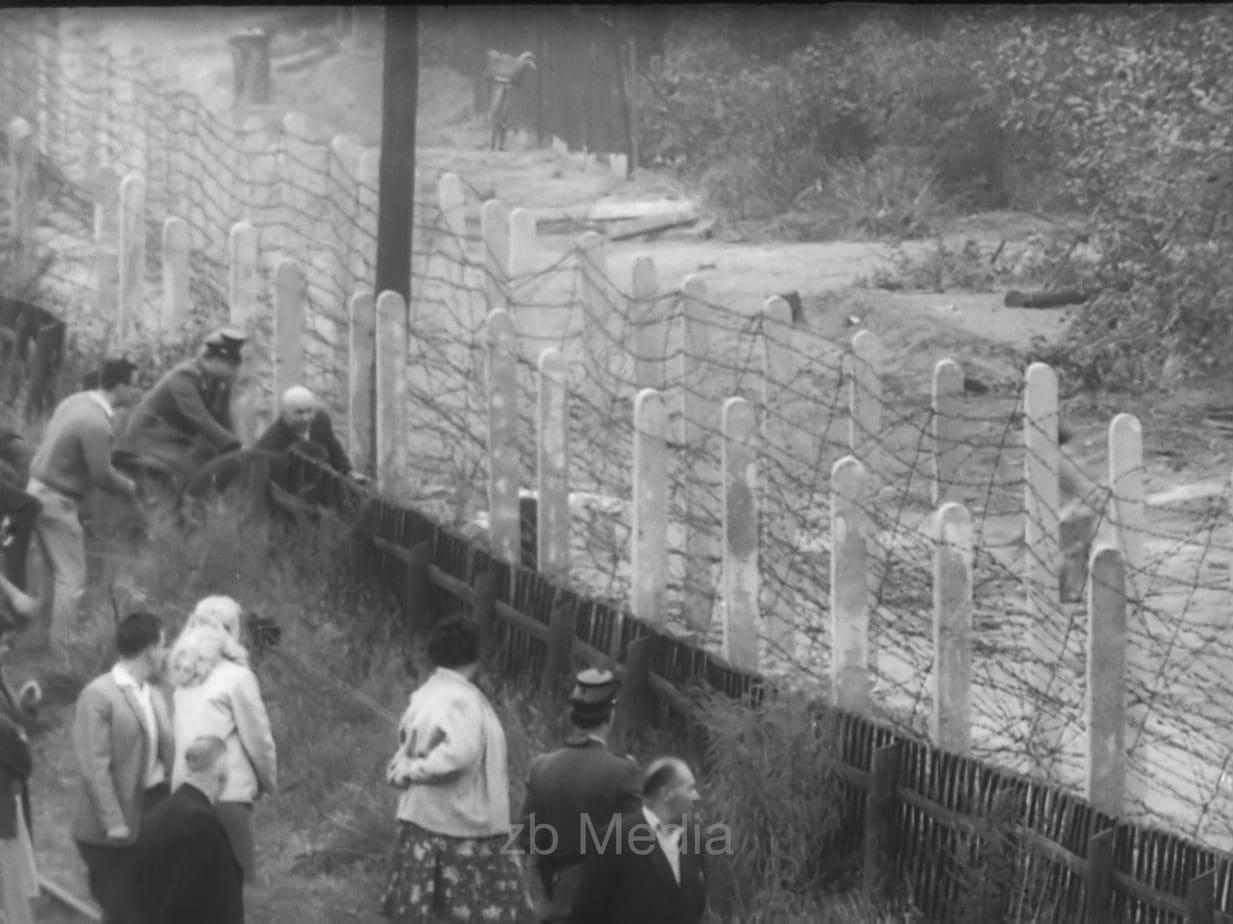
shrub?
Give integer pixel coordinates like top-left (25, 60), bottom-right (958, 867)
top-left (693, 688), bottom-right (856, 915)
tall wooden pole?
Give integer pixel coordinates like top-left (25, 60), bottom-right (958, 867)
top-left (375, 6), bottom-right (417, 303)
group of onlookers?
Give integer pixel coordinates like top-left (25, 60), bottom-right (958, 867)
top-left (0, 328), bottom-right (363, 654)
top-left (0, 328), bottom-right (713, 924)
top-left (0, 593), bottom-right (276, 924)
top-left (70, 595), bottom-right (276, 924)
top-left (381, 613), bottom-right (709, 924)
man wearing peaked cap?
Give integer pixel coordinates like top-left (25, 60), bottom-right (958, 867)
top-left (518, 668), bottom-right (642, 923)
top-left (116, 330), bottom-right (248, 487)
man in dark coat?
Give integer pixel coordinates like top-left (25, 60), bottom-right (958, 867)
top-left (0, 424), bottom-right (38, 614)
top-left (519, 669), bottom-right (642, 923)
top-left (117, 329), bottom-right (247, 485)
top-left (177, 444), bottom-right (327, 531)
top-left (254, 385), bottom-right (363, 480)
top-left (571, 757), bottom-right (708, 924)
top-left (134, 735), bottom-right (244, 924)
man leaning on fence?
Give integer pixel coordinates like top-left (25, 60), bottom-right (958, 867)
top-left (518, 669), bottom-right (642, 923)
top-left (254, 385), bottom-right (368, 482)
top-left (27, 358), bottom-right (139, 650)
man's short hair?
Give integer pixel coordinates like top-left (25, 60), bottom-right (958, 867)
top-left (184, 735), bottom-right (228, 774)
top-left (99, 358), bottom-right (138, 391)
top-left (116, 611), bottom-right (164, 658)
top-left (643, 757), bottom-right (688, 801)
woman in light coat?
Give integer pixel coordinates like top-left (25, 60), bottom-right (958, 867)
top-left (380, 614), bottom-right (527, 922)
top-left (168, 611), bottom-right (277, 885)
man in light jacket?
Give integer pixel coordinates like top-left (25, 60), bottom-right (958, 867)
top-left (71, 611), bottom-right (173, 924)
top-left (27, 358), bottom-right (139, 649)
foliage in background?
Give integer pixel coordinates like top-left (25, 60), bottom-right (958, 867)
top-left (636, 5), bottom-right (1233, 387)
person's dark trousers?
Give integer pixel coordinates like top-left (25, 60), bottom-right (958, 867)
top-left (75, 782), bottom-right (170, 924)
top-left (76, 841), bottom-right (141, 924)
top-left (0, 478), bottom-right (38, 590)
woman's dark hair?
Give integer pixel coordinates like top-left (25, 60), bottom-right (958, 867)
top-left (426, 614), bottom-right (480, 669)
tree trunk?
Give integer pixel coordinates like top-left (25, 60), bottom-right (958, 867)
top-left (375, 6), bottom-right (417, 304)
top-left (227, 30), bottom-right (272, 107)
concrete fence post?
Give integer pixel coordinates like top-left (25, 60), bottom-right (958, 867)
top-left (272, 258), bottom-right (305, 401)
top-left (932, 501), bottom-right (973, 754)
top-left (228, 221), bottom-right (263, 446)
top-left (347, 289), bottom-right (376, 476)
top-left (677, 274), bottom-right (715, 636)
top-left (5, 117), bottom-right (38, 290)
top-left (375, 290), bottom-right (407, 492)
top-left (849, 331), bottom-right (883, 488)
top-left (630, 255), bottom-right (662, 391)
top-left (832, 455), bottom-right (871, 712)
top-left (1086, 543), bottom-right (1126, 818)
top-left (1024, 361), bottom-right (1062, 776)
top-left (1108, 414), bottom-right (1145, 603)
top-left (632, 387), bottom-right (669, 639)
top-left (482, 199), bottom-right (510, 315)
top-left (161, 216), bottom-right (190, 336)
top-left (721, 396), bottom-right (760, 672)
top-left (117, 172), bottom-right (146, 351)
top-left (932, 359), bottom-right (963, 506)
top-left (486, 308), bottom-right (521, 567)
top-left (537, 348), bottom-right (570, 581)
top-left (93, 165), bottom-right (120, 336)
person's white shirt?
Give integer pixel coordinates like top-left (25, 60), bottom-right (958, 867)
top-left (86, 390), bottom-right (114, 420)
top-left (642, 804), bottom-right (681, 884)
top-left (111, 663), bottom-right (165, 788)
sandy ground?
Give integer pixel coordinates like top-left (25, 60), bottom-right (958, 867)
top-left (16, 9), bottom-right (1233, 912)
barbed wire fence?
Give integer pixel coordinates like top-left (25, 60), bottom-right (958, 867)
top-left (4, 8), bottom-right (1233, 860)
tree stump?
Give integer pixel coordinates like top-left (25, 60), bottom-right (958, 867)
top-left (228, 29), bottom-right (273, 108)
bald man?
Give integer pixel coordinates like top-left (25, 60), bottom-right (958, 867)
top-left (253, 386), bottom-right (363, 480)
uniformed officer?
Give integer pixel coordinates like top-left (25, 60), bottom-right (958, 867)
top-left (117, 329), bottom-right (247, 486)
top-left (519, 669), bottom-right (642, 923)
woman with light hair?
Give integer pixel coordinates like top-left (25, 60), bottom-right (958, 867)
top-left (168, 605), bottom-right (277, 886)
top-left (185, 594), bottom-right (245, 645)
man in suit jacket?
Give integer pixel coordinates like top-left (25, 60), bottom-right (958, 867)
top-left (71, 611), bottom-right (173, 924)
top-left (254, 385), bottom-right (363, 479)
top-left (519, 669), bottom-right (642, 923)
top-left (571, 757), bottom-right (707, 924)
top-left (135, 735), bottom-right (244, 924)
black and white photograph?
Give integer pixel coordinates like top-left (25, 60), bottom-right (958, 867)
top-left (2, 5), bottom-right (1233, 922)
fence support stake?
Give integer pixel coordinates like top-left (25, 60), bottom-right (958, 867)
top-left (1186, 868), bottom-right (1215, 924)
top-left (1084, 828), bottom-right (1115, 924)
top-left (863, 741), bottom-right (901, 902)
top-left (541, 590), bottom-right (578, 697)
top-left (609, 635), bottom-right (655, 755)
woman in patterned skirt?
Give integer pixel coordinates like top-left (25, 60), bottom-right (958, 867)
top-left (381, 614), bottom-right (529, 923)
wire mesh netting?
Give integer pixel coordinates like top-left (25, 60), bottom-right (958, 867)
top-left (3, 9), bottom-right (1233, 857)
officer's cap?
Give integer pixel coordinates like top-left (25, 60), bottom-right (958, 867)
top-left (569, 668), bottom-right (620, 725)
top-left (202, 328), bottom-right (248, 364)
